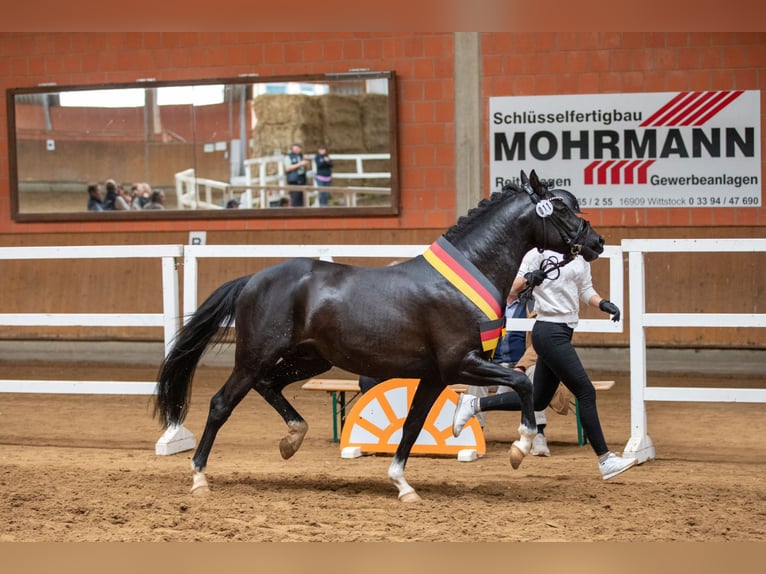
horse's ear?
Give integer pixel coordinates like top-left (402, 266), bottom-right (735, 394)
top-left (529, 170), bottom-right (541, 192)
top-left (520, 170), bottom-right (529, 186)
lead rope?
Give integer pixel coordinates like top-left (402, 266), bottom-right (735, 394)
top-left (518, 253), bottom-right (574, 303)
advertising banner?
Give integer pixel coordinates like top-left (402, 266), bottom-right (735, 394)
top-left (490, 91), bottom-right (761, 208)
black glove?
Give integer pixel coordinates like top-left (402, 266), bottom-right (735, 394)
top-left (524, 269), bottom-right (546, 288)
top-left (599, 299), bottom-right (621, 322)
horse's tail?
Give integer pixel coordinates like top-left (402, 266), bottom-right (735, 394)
top-left (154, 274), bottom-right (251, 428)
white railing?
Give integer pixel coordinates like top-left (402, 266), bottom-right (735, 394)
top-left (237, 152), bottom-right (392, 208)
top-left (0, 244), bottom-right (183, 394)
top-left (175, 168), bottom-right (232, 210)
top-left (621, 238), bottom-right (766, 463)
top-left (0, 244), bottom-right (194, 455)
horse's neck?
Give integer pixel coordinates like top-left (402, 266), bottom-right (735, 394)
top-left (447, 227), bottom-right (534, 297)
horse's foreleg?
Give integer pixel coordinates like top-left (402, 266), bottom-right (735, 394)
top-left (503, 369), bottom-right (537, 469)
top-left (459, 355), bottom-right (537, 469)
top-left (388, 380), bottom-right (444, 502)
top-left (190, 371), bottom-right (253, 496)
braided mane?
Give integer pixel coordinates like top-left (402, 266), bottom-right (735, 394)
top-left (443, 182), bottom-right (523, 243)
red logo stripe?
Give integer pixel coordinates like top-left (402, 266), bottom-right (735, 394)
top-left (640, 92), bottom-right (689, 126)
top-left (692, 90), bottom-right (744, 126)
top-left (663, 91), bottom-right (713, 126)
top-left (622, 160), bottom-right (643, 184)
top-left (596, 161), bottom-right (611, 184)
top-left (609, 160), bottom-right (629, 184)
top-left (637, 160), bottom-right (655, 184)
top-left (677, 91), bottom-right (719, 126)
top-left (584, 160), bottom-right (602, 185)
top-left (648, 92), bottom-right (701, 127)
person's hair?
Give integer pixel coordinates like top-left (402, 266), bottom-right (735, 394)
top-left (104, 179), bottom-right (117, 195)
top-left (150, 189), bottom-right (164, 203)
top-left (87, 183), bottom-right (99, 196)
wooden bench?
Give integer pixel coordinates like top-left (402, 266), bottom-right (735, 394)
top-left (301, 378), bottom-right (614, 445)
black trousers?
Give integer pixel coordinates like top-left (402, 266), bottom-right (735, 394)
top-left (480, 320), bottom-right (609, 456)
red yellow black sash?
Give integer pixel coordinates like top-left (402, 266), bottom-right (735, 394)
top-left (423, 236), bottom-right (504, 354)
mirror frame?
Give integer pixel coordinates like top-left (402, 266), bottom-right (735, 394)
top-left (6, 71), bottom-right (399, 222)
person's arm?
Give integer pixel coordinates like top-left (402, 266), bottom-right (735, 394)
top-left (285, 158), bottom-right (302, 172)
top-left (509, 275), bottom-right (527, 300)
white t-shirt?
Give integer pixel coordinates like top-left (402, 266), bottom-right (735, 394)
top-left (517, 249), bottom-right (598, 328)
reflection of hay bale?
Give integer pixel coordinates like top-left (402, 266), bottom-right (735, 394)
top-left (250, 94), bottom-right (323, 157)
top-left (362, 94), bottom-right (389, 152)
top-left (321, 95), bottom-right (363, 153)
top-left (249, 92), bottom-right (390, 158)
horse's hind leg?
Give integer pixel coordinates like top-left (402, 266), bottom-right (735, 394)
top-left (190, 368), bottom-right (255, 496)
top-left (254, 352), bottom-right (331, 459)
top-left (388, 378), bottom-right (444, 502)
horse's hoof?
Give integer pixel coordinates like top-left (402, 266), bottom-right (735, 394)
top-left (279, 421), bottom-right (308, 459)
top-left (190, 484), bottom-right (210, 497)
top-left (399, 491), bottom-right (422, 503)
top-left (510, 444), bottom-right (525, 469)
top-left (191, 472), bottom-right (210, 496)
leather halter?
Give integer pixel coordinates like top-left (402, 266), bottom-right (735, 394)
top-left (521, 183), bottom-right (590, 258)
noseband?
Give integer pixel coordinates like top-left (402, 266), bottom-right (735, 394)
top-left (520, 183), bottom-right (591, 259)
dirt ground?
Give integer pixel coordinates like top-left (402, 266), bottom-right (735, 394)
top-left (0, 360), bottom-right (764, 542)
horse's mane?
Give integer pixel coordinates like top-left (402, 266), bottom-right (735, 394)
top-left (443, 182), bottom-right (524, 242)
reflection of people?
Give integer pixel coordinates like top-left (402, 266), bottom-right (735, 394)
top-left (87, 183), bottom-right (104, 211)
top-left (143, 189), bottom-right (165, 210)
top-left (284, 143), bottom-right (309, 207)
top-left (453, 239), bottom-right (634, 480)
top-left (313, 145), bottom-right (334, 207)
top-left (131, 182), bottom-right (151, 209)
top-left (102, 179), bottom-right (130, 211)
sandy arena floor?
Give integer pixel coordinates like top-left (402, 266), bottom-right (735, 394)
top-left (0, 360), bottom-right (764, 542)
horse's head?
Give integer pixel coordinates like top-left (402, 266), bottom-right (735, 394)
top-left (519, 169), bottom-right (604, 261)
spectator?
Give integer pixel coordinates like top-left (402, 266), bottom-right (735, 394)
top-left (313, 145), bottom-right (334, 207)
top-left (225, 198), bottom-right (240, 209)
top-left (453, 239), bottom-right (634, 480)
top-left (284, 143), bottom-right (309, 207)
top-left (86, 183), bottom-right (104, 212)
top-left (102, 179), bottom-right (130, 211)
top-left (143, 189), bottom-right (165, 210)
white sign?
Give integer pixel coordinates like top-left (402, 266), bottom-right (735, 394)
top-left (490, 91), bottom-right (761, 208)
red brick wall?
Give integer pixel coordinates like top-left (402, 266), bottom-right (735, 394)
top-left (481, 32), bottom-right (766, 228)
top-left (0, 32), bottom-right (457, 235)
top-left (1, 32), bottom-right (765, 238)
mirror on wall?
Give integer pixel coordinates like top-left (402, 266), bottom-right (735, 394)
top-left (7, 71), bottom-right (398, 221)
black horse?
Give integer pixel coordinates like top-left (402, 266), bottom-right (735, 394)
top-left (155, 170), bottom-right (605, 501)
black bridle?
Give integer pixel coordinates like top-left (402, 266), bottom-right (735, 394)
top-left (519, 182), bottom-right (591, 260)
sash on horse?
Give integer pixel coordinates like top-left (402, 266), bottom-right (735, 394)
top-left (423, 236), bottom-right (504, 355)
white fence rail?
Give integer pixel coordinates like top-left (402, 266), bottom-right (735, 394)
top-left (621, 238), bottom-right (766, 463)
top-left (0, 244), bottom-right (193, 455)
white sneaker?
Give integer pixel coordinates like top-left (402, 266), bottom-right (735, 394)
top-left (599, 452), bottom-right (636, 480)
top-left (530, 433), bottom-right (550, 456)
top-left (452, 394), bottom-right (477, 437)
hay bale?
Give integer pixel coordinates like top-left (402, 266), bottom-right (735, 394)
top-left (320, 95), bottom-right (364, 153)
top-left (361, 93), bottom-right (390, 152)
top-left (250, 94), bottom-right (323, 157)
